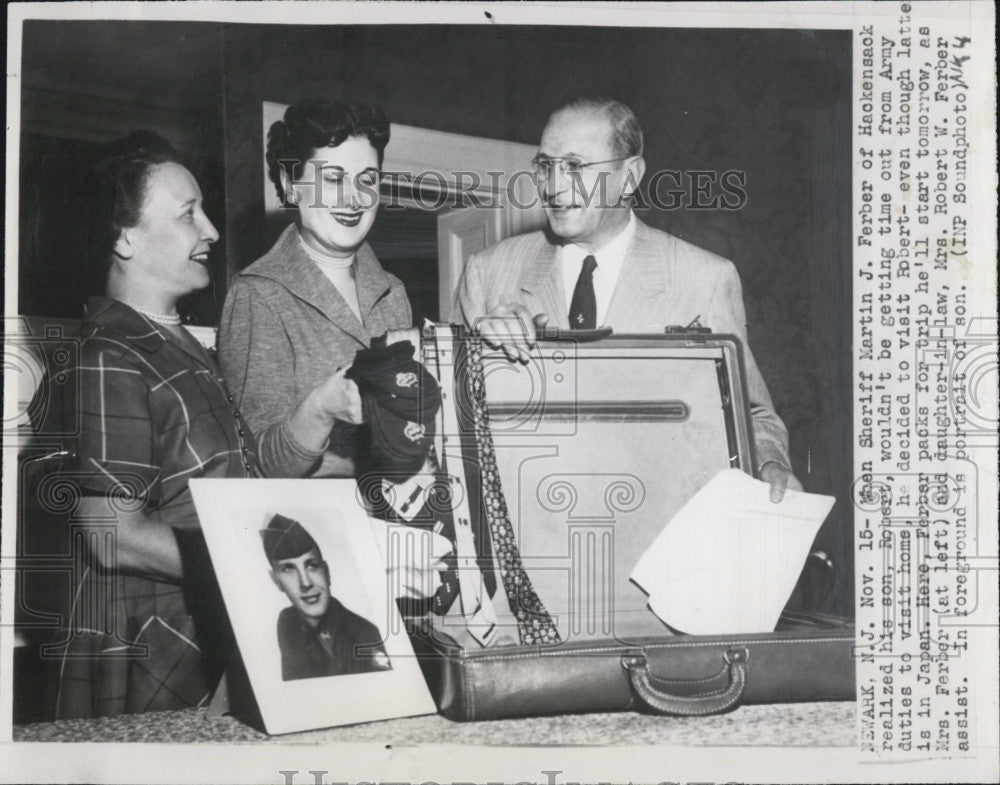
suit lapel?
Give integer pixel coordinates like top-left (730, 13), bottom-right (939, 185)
top-left (255, 225), bottom-right (373, 345)
top-left (163, 326), bottom-right (218, 371)
top-left (605, 220), bottom-right (671, 329)
top-left (88, 298), bottom-right (217, 372)
top-left (518, 239), bottom-right (568, 329)
top-left (354, 243), bottom-right (397, 333)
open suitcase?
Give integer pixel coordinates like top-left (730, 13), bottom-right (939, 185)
top-left (400, 324), bottom-right (854, 721)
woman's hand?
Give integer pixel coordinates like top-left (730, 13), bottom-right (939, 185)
top-left (283, 367), bottom-right (363, 460)
top-left (368, 520), bottom-right (452, 600)
top-left (312, 366), bottom-right (363, 425)
top-left (77, 497), bottom-right (184, 582)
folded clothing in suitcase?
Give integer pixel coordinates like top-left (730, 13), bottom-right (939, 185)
top-left (406, 324), bottom-right (854, 720)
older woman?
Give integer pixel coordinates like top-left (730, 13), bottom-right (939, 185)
top-left (219, 99), bottom-right (412, 479)
top-left (55, 131), bottom-right (255, 718)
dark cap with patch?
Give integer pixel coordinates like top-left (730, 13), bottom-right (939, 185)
top-left (260, 513), bottom-right (320, 562)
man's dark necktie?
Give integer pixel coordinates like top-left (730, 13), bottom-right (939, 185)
top-left (568, 255), bottom-right (598, 329)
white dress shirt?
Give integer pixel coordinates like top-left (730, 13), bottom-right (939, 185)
top-left (560, 212), bottom-right (637, 326)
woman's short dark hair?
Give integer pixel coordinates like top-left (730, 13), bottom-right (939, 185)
top-left (91, 130), bottom-right (181, 281)
top-left (266, 99), bottom-right (390, 203)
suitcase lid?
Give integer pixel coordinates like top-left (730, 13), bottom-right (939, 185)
top-left (421, 323), bottom-right (769, 649)
top-left (481, 328), bottom-right (757, 477)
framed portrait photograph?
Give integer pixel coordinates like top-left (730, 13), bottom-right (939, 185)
top-left (2, 2), bottom-right (996, 784)
top-left (188, 478), bottom-right (435, 734)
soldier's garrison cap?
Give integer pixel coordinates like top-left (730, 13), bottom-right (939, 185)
top-left (260, 514), bottom-right (320, 562)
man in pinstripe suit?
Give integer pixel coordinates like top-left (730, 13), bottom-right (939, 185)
top-left (456, 97), bottom-right (802, 501)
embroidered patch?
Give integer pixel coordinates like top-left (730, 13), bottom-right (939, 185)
top-left (395, 371), bottom-right (418, 389)
top-left (403, 422), bottom-right (426, 441)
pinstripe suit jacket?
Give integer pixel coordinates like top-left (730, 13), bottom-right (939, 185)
top-left (455, 217), bottom-right (791, 471)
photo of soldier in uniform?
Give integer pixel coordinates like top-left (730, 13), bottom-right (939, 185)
top-left (260, 513), bottom-right (392, 681)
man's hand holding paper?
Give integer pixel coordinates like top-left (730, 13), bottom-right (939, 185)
top-left (631, 469), bottom-right (834, 636)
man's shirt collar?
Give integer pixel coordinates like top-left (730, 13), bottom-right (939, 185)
top-left (559, 211), bottom-right (636, 324)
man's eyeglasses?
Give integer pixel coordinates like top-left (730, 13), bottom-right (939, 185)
top-left (530, 155), bottom-right (632, 178)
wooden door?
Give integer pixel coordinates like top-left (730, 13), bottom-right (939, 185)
top-left (436, 196), bottom-right (547, 322)
top-left (436, 206), bottom-right (504, 322)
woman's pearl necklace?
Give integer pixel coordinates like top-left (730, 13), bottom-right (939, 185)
top-left (299, 235), bottom-right (355, 269)
top-left (135, 307), bottom-right (182, 326)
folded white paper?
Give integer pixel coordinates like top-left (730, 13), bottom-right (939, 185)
top-left (630, 468), bottom-right (834, 635)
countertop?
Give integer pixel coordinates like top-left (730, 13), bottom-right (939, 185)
top-left (13, 701), bottom-right (855, 746)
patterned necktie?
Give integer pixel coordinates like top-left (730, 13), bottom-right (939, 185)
top-left (568, 254), bottom-right (598, 329)
top-left (465, 337), bottom-right (561, 645)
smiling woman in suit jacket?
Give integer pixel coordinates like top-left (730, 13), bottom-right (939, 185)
top-left (219, 99), bottom-right (412, 479)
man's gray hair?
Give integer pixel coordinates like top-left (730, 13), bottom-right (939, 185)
top-left (552, 97), bottom-right (644, 158)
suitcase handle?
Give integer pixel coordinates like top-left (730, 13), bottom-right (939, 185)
top-left (621, 646), bottom-right (748, 716)
top-left (537, 325), bottom-right (613, 342)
